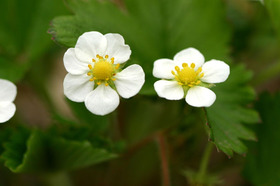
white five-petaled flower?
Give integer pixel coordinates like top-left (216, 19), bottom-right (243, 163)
top-left (153, 48), bottom-right (230, 107)
top-left (63, 31), bottom-right (145, 116)
top-left (0, 79), bottom-right (17, 123)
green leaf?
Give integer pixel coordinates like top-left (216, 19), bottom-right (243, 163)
top-left (265, 0), bottom-right (280, 41)
top-left (48, 137), bottom-right (117, 171)
top-left (0, 0), bottom-right (68, 82)
top-left (243, 93), bottom-right (280, 185)
top-left (206, 65), bottom-right (259, 156)
top-left (1, 128), bottom-right (47, 172)
top-left (1, 125), bottom-right (118, 173)
top-left (50, 0), bottom-right (231, 94)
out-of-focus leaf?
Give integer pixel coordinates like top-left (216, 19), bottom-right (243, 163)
top-left (66, 99), bottom-right (110, 133)
top-left (48, 137), bottom-right (117, 171)
top-left (0, 125), bottom-right (118, 173)
top-left (49, 0), bottom-right (231, 94)
top-left (0, 0), bottom-right (68, 82)
top-left (1, 128), bottom-right (47, 172)
top-left (206, 65), bottom-right (259, 156)
top-left (265, 0), bottom-right (280, 40)
top-left (243, 93), bottom-right (280, 185)
top-left (123, 98), bottom-right (181, 144)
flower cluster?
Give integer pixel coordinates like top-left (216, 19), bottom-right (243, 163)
top-left (0, 79), bottom-right (17, 123)
top-left (63, 32), bottom-right (230, 115)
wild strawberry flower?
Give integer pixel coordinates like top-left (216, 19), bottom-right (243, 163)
top-left (63, 31), bottom-right (145, 116)
top-left (153, 48), bottom-right (230, 107)
top-left (0, 79), bottom-right (17, 123)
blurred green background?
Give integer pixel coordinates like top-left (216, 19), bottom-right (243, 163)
top-left (0, 0), bottom-right (280, 185)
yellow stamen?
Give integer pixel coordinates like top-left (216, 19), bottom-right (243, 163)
top-left (105, 83), bottom-right (109, 86)
top-left (171, 63), bottom-right (203, 87)
top-left (105, 55), bottom-right (109, 59)
top-left (115, 63), bottom-right (120, 70)
top-left (92, 59), bottom-right (96, 62)
top-left (97, 82), bottom-right (101, 85)
top-left (191, 63), bottom-right (195, 69)
top-left (88, 64), bottom-right (93, 69)
top-left (89, 78), bottom-right (94, 81)
top-left (87, 72), bottom-right (92, 76)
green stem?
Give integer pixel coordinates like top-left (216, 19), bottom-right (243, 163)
top-left (196, 142), bottom-right (213, 182)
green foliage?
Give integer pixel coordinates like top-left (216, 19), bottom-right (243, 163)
top-left (49, 0), bottom-right (231, 94)
top-left (206, 65), bottom-right (259, 156)
top-left (265, 0), bottom-right (280, 40)
top-left (0, 125), bottom-right (117, 173)
top-left (243, 93), bottom-right (280, 185)
top-left (0, 0), bottom-right (67, 82)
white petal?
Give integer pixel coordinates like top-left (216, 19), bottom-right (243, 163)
top-left (154, 80), bottom-right (184, 100)
top-left (75, 31), bottom-right (107, 60)
top-left (173, 48), bottom-right (205, 70)
top-left (0, 102), bottom-right (16, 123)
top-left (85, 84), bottom-right (120, 116)
top-left (152, 59), bottom-right (176, 79)
top-left (63, 48), bottom-right (89, 75)
top-left (114, 64), bottom-right (145, 99)
top-left (63, 73), bottom-right (93, 102)
top-left (200, 60), bottom-right (230, 83)
top-left (105, 33), bottom-right (131, 64)
top-left (0, 79), bottom-right (17, 103)
top-left (185, 86), bottom-right (216, 107)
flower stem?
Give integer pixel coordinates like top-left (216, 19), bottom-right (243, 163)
top-left (155, 132), bottom-right (171, 186)
top-left (196, 142), bottom-right (213, 182)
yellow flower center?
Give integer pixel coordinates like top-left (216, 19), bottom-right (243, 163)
top-left (87, 55), bottom-right (120, 86)
top-left (172, 63), bottom-right (204, 87)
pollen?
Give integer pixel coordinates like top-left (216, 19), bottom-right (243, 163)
top-left (87, 54), bottom-right (119, 85)
top-left (92, 61), bottom-right (114, 80)
top-left (172, 63), bottom-right (204, 87)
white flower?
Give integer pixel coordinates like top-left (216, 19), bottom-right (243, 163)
top-left (0, 79), bottom-right (17, 123)
top-left (153, 48), bottom-right (230, 107)
top-left (63, 31), bottom-right (145, 116)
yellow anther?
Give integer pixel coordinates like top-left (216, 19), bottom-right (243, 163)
top-left (196, 67), bottom-right (202, 74)
top-left (191, 63), bottom-right (195, 69)
top-left (92, 59), bottom-right (96, 62)
top-left (88, 64), bottom-right (93, 69)
top-left (93, 77), bottom-right (96, 80)
top-left (105, 55), bottom-right (109, 59)
top-left (112, 78), bottom-right (116, 81)
top-left (105, 83), bottom-right (109, 86)
top-left (89, 78), bottom-right (94, 81)
top-left (111, 57), bottom-right (115, 64)
top-left (87, 72), bottom-right (92, 76)
top-left (171, 62), bottom-right (203, 87)
top-left (115, 63), bottom-right (120, 70)
top-left (105, 78), bottom-right (109, 81)
top-left (97, 82), bottom-right (101, 85)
